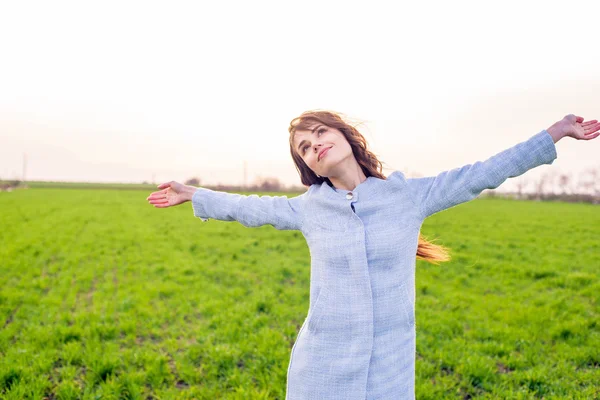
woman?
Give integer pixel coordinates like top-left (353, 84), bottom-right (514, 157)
top-left (147, 111), bottom-right (599, 399)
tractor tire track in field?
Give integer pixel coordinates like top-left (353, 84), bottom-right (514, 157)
top-left (40, 253), bottom-right (61, 297)
top-left (3, 305), bottom-right (20, 328)
top-left (165, 350), bottom-right (190, 390)
top-left (86, 276), bottom-right (97, 311)
top-left (111, 261), bottom-right (120, 327)
top-left (70, 256), bottom-right (91, 315)
top-left (66, 268), bottom-right (78, 324)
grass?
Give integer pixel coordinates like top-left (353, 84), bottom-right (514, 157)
top-left (0, 189), bottom-right (598, 399)
top-left (0, 181), bottom-right (158, 191)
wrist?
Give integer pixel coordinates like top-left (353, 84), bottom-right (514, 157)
top-left (183, 185), bottom-right (197, 202)
top-left (545, 125), bottom-right (564, 143)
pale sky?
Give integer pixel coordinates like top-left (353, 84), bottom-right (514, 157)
top-left (1, 0), bottom-right (599, 191)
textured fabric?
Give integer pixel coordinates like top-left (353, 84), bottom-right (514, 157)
top-left (191, 130), bottom-right (557, 399)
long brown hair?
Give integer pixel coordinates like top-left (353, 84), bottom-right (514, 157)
top-left (288, 110), bottom-right (451, 265)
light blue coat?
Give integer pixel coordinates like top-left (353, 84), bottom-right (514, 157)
top-left (191, 130), bottom-right (557, 399)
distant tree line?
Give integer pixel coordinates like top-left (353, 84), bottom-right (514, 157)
top-left (182, 176), bottom-right (303, 193)
top-left (0, 180), bottom-right (26, 192)
top-left (2, 167), bottom-right (599, 203)
top-left (180, 166), bottom-right (599, 203)
top-left (483, 167), bottom-right (600, 204)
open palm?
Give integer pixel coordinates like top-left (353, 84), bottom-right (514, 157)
top-left (560, 114), bottom-right (600, 140)
top-left (146, 181), bottom-right (190, 208)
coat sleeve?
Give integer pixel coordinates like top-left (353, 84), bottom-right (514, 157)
top-left (190, 187), bottom-right (309, 231)
top-left (405, 129), bottom-right (558, 219)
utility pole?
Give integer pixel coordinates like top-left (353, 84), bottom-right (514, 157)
top-left (243, 160), bottom-right (247, 188)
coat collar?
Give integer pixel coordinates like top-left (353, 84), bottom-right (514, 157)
top-left (312, 175), bottom-right (385, 202)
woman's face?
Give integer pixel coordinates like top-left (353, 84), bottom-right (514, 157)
top-left (293, 124), bottom-right (353, 177)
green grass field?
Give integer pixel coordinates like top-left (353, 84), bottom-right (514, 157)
top-left (0, 188), bottom-right (598, 399)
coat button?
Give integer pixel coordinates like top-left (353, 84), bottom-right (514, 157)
top-left (346, 192), bottom-right (353, 200)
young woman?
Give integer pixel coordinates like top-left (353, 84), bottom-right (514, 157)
top-left (147, 111), bottom-right (599, 399)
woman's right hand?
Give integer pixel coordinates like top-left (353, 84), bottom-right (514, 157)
top-left (146, 181), bottom-right (196, 208)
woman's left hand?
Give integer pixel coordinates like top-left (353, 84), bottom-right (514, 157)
top-left (546, 114), bottom-right (600, 143)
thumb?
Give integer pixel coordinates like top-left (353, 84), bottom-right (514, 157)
top-left (157, 181), bottom-right (172, 189)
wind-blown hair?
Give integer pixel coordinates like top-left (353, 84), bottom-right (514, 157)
top-left (288, 110), bottom-right (451, 265)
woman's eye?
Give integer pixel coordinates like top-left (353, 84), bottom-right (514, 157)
top-left (301, 128), bottom-right (325, 154)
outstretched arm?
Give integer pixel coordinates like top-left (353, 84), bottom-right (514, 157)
top-left (406, 114), bottom-right (599, 220)
top-left (147, 181), bottom-right (309, 231)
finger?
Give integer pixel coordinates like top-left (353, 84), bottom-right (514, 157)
top-left (148, 196), bottom-right (168, 202)
top-left (584, 121), bottom-right (600, 130)
top-left (582, 120), bottom-right (598, 126)
top-left (157, 182), bottom-right (173, 189)
top-left (149, 201), bottom-right (169, 207)
top-left (584, 122), bottom-right (600, 134)
top-left (583, 131), bottom-right (600, 140)
top-left (147, 191), bottom-right (166, 198)
top-left (575, 115), bottom-right (584, 123)
top-left (147, 189), bottom-right (167, 198)
top-left (146, 196), bottom-right (167, 201)
top-left (149, 200), bottom-right (169, 206)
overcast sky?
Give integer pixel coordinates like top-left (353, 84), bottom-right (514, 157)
top-left (1, 0), bottom-right (599, 190)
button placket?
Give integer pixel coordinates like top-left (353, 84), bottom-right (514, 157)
top-left (343, 191), bottom-right (358, 202)
top-left (330, 185), bottom-right (359, 203)
top-left (346, 191), bottom-right (358, 214)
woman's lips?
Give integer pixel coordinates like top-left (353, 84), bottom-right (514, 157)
top-left (318, 147), bottom-right (332, 161)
